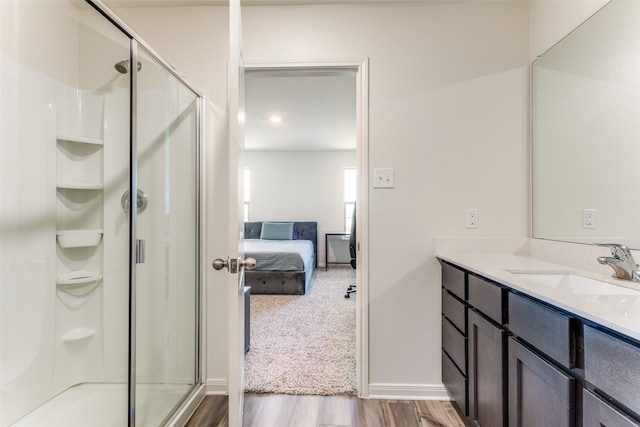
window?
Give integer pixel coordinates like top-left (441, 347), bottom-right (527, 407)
top-left (244, 168), bottom-right (250, 221)
top-left (344, 168), bottom-right (357, 232)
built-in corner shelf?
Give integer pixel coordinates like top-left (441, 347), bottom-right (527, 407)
top-left (56, 229), bottom-right (103, 248)
top-left (56, 181), bottom-right (103, 191)
top-left (56, 134), bottom-right (103, 146)
top-left (56, 270), bottom-right (103, 288)
top-left (54, 96), bottom-right (105, 371)
top-left (61, 327), bottom-right (96, 343)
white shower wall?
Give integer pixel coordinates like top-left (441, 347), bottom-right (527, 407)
top-left (0, 55), bottom-right (58, 427)
top-left (0, 54), bottom-right (131, 426)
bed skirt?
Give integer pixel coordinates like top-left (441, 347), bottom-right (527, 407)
top-left (244, 270), bottom-right (306, 295)
top-left (246, 254), bottom-right (315, 295)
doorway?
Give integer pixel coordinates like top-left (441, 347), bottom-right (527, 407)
top-left (242, 59), bottom-right (369, 397)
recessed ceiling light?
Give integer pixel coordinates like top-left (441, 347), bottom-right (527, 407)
top-left (268, 115), bottom-right (282, 124)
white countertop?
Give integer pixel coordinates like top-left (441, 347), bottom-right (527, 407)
top-left (437, 253), bottom-right (640, 342)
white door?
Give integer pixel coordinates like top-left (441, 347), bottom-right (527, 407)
top-left (211, 1), bottom-right (247, 425)
top-left (227, 1), bottom-right (247, 426)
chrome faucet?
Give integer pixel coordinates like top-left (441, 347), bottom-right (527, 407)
top-left (596, 243), bottom-right (640, 282)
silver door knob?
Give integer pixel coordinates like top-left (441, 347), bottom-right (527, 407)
top-left (212, 257), bottom-right (257, 272)
top-left (242, 257), bottom-right (257, 270)
top-left (212, 258), bottom-right (230, 271)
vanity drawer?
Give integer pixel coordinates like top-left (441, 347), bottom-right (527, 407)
top-left (584, 326), bottom-right (640, 417)
top-left (442, 316), bottom-right (467, 375)
top-left (583, 389), bottom-right (640, 427)
top-left (442, 350), bottom-right (468, 416)
top-left (442, 262), bottom-right (466, 300)
top-left (442, 289), bottom-right (466, 334)
top-left (468, 274), bottom-right (504, 324)
top-left (508, 292), bottom-right (573, 369)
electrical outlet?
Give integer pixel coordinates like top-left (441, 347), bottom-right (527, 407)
top-left (466, 209), bottom-right (479, 228)
top-left (583, 208), bottom-right (596, 229)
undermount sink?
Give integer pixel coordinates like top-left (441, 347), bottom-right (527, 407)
top-left (507, 271), bottom-right (640, 295)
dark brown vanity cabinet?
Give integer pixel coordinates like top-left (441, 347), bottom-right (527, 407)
top-left (441, 262), bottom-right (469, 417)
top-left (439, 258), bottom-right (640, 427)
top-left (583, 326), bottom-right (640, 427)
top-left (507, 292), bottom-right (576, 426)
top-left (468, 274), bottom-right (506, 427)
top-left (583, 390), bottom-right (640, 427)
top-left (442, 260), bottom-right (466, 300)
top-left (441, 261), bottom-right (506, 426)
top-left (508, 337), bottom-right (575, 426)
top-left (469, 309), bottom-right (506, 427)
top-left (508, 292), bottom-right (573, 369)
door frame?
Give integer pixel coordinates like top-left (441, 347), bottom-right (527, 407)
top-left (244, 58), bottom-right (370, 396)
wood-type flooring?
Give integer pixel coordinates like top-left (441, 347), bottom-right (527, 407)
top-left (185, 394), bottom-right (465, 427)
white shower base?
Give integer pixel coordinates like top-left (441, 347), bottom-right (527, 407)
top-left (11, 382), bottom-right (191, 427)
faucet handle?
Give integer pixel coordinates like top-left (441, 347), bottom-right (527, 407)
top-left (595, 243), bottom-right (635, 263)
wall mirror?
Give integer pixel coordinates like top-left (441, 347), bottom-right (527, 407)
top-left (532, 0), bottom-right (640, 249)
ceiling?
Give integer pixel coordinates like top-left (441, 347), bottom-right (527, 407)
top-left (244, 70), bottom-right (357, 151)
top-left (103, 0), bottom-right (404, 151)
top-left (107, 0), bottom-right (433, 7)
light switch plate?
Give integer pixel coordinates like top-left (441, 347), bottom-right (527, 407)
top-left (374, 168), bottom-right (394, 188)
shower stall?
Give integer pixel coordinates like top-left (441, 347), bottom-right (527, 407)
top-left (1, 1), bottom-right (204, 425)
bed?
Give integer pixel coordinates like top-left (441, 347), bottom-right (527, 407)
top-left (243, 221), bottom-right (318, 295)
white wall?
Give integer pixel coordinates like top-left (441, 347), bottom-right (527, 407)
top-left (529, 0), bottom-right (609, 61)
top-left (110, 5), bottom-right (229, 102)
top-left (242, 2), bottom-right (531, 395)
top-left (110, 0), bottom-right (615, 399)
top-left (111, 1), bottom-right (530, 396)
top-left (244, 150), bottom-right (356, 266)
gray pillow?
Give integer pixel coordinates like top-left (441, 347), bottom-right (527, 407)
top-left (260, 222), bottom-right (294, 240)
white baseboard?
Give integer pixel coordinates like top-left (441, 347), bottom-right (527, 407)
top-left (367, 383), bottom-right (450, 400)
top-left (204, 379), bottom-right (448, 400)
top-left (205, 378), bottom-right (228, 395)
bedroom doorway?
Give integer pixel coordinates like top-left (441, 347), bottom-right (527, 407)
top-left (242, 59), bottom-right (369, 397)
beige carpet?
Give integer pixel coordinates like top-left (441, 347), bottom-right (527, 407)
top-left (244, 267), bottom-right (357, 395)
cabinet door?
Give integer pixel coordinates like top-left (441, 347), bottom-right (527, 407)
top-left (469, 310), bottom-right (505, 427)
top-left (508, 338), bottom-right (575, 427)
top-left (583, 389), bottom-right (640, 427)
top-left (443, 350), bottom-right (468, 417)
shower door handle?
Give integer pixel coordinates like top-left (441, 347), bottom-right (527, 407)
top-left (212, 257), bottom-right (256, 273)
top-left (136, 239), bottom-right (145, 264)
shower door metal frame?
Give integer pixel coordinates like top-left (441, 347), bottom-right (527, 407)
top-left (84, 2), bottom-right (206, 426)
top-left (127, 38), bottom-right (139, 427)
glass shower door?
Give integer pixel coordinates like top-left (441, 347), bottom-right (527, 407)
top-left (132, 44), bottom-right (199, 426)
